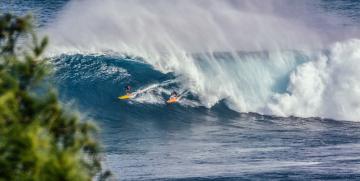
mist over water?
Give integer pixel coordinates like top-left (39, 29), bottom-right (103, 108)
top-left (44, 0), bottom-right (360, 121)
top-left (46, 0), bottom-right (325, 53)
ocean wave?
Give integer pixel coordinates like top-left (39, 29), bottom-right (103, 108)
top-left (47, 0), bottom-right (360, 121)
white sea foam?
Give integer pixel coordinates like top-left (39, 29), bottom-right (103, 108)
top-left (44, 0), bottom-right (360, 121)
top-left (269, 39), bottom-right (360, 121)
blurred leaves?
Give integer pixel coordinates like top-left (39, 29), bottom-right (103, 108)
top-left (0, 13), bottom-right (111, 181)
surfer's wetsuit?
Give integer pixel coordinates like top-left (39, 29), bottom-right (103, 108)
top-left (171, 91), bottom-right (178, 98)
top-left (125, 85), bottom-right (131, 94)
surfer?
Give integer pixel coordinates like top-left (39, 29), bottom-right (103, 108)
top-left (125, 85), bottom-right (131, 95)
top-left (166, 91), bottom-right (179, 103)
top-left (118, 85), bottom-right (133, 100)
top-left (170, 91), bottom-right (178, 98)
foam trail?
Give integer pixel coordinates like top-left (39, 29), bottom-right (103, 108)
top-left (45, 0), bottom-right (360, 121)
top-left (133, 79), bottom-right (178, 96)
top-left (131, 79), bottom-right (178, 104)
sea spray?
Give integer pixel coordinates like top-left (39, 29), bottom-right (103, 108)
top-left (269, 39), bottom-right (360, 121)
top-left (45, 0), bottom-right (360, 121)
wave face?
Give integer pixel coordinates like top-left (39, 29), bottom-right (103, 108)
top-left (53, 41), bottom-right (360, 122)
top-left (45, 0), bottom-right (360, 121)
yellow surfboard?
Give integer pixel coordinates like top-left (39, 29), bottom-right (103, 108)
top-left (118, 94), bottom-right (133, 100)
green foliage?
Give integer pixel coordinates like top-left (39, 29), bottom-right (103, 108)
top-left (0, 13), bottom-right (110, 181)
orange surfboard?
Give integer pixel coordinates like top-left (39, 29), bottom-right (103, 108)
top-left (166, 97), bottom-right (178, 103)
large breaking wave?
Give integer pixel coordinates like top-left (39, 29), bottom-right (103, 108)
top-left (45, 0), bottom-right (360, 121)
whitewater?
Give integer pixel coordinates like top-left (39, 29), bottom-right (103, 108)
top-left (43, 0), bottom-right (360, 121)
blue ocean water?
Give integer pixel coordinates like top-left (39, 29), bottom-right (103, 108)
top-left (2, 0), bottom-right (360, 180)
top-left (53, 54), bottom-right (360, 181)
